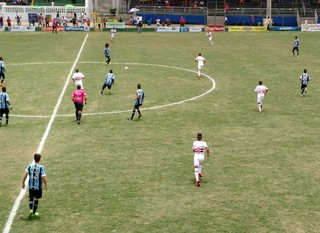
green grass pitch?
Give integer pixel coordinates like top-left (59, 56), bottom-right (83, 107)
top-left (0, 30), bottom-right (320, 233)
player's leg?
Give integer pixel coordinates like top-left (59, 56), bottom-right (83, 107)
top-left (197, 66), bottom-right (201, 79)
top-left (107, 84), bottom-right (112, 94)
top-left (74, 103), bottom-right (79, 121)
top-left (0, 73), bottom-right (5, 83)
top-left (0, 109), bottom-right (4, 126)
top-left (5, 109), bottom-right (9, 125)
top-left (292, 47), bottom-right (295, 55)
top-left (101, 83), bottom-right (107, 94)
top-left (129, 103), bottom-right (138, 119)
top-left (297, 47), bottom-right (299, 56)
top-left (198, 159), bottom-right (204, 177)
top-left (77, 105), bottom-right (83, 124)
top-left (194, 160), bottom-right (200, 187)
top-left (106, 56), bottom-right (111, 64)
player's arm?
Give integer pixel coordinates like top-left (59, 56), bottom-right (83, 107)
top-left (206, 147), bottom-right (209, 158)
top-left (22, 172), bottom-right (28, 189)
top-left (84, 95), bottom-right (87, 105)
top-left (42, 176), bottom-right (48, 191)
top-left (7, 99), bottom-right (12, 110)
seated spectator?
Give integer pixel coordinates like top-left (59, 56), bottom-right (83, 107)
top-left (239, 0), bottom-right (244, 6)
top-left (165, 17), bottom-right (171, 26)
top-left (224, 2), bottom-right (229, 11)
top-left (199, 0), bottom-right (204, 7)
top-left (179, 16), bottom-right (185, 27)
top-left (119, 17), bottom-right (123, 22)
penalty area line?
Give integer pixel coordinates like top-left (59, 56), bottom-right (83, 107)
top-left (2, 34), bottom-right (89, 233)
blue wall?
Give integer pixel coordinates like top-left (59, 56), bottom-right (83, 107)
top-left (136, 14), bottom-right (207, 25)
top-left (227, 16), bottom-right (297, 26)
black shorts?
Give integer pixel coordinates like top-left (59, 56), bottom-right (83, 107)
top-left (301, 84), bottom-right (307, 89)
top-left (134, 102), bottom-right (142, 109)
top-left (293, 46), bottom-right (299, 51)
top-left (0, 108), bottom-right (9, 116)
top-left (0, 72), bottom-right (5, 79)
top-left (29, 189), bottom-right (42, 199)
top-left (74, 102), bottom-right (84, 111)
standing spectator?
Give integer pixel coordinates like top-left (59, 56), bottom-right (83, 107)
top-left (16, 15), bottom-right (22, 26)
top-left (100, 69), bottom-right (115, 95)
top-left (195, 53), bottom-right (206, 79)
top-left (6, 17), bottom-right (11, 28)
top-left (97, 16), bottom-right (102, 30)
top-left (137, 21), bottom-right (143, 33)
top-left (72, 69), bottom-right (85, 89)
top-left (224, 2), bottom-right (229, 12)
top-left (206, 28), bottom-right (214, 46)
top-left (110, 27), bottom-right (117, 42)
top-left (165, 17), bottom-right (171, 26)
top-left (0, 57), bottom-right (6, 84)
top-left (250, 15), bottom-right (255, 26)
top-left (118, 17), bottom-right (123, 22)
top-left (179, 16), bottom-right (185, 27)
top-left (62, 16), bottom-right (67, 26)
top-left (45, 16), bottom-right (50, 27)
top-left (0, 16), bottom-right (3, 26)
top-left (129, 84), bottom-right (145, 120)
top-left (38, 13), bottom-right (44, 27)
top-left (86, 17), bottom-right (90, 27)
top-left (72, 84), bottom-right (87, 124)
top-left (192, 133), bottom-right (209, 187)
top-left (56, 11), bottom-right (60, 20)
top-left (104, 43), bottom-right (111, 65)
top-left (0, 86), bottom-right (12, 127)
top-left (103, 18), bottom-right (107, 28)
top-left (292, 36), bottom-right (300, 57)
top-left (52, 18), bottom-right (57, 33)
top-left (22, 153), bottom-right (48, 219)
top-left (155, 18), bottom-right (161, 27)
top-left (254, 81), bottom-right (268, 112)
top-left (299, 69), bottom-right (310, 96)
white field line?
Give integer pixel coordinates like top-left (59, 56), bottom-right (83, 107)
top-left (9, 62), bottom-right (215, 118)
top-left (2, 34), bottom-right (89, 233)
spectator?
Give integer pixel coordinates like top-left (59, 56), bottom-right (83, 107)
top-left (165, 17), bottom-right (171, 26)
top-left (118, 17), bottom-right (123, 22)
top-left (86, 18), bottom-right (90, 27)
top-left (45, 16), bottom-right (50, 27)
top-left (0, 16), bottom-right (3, 26)
top-left (137, 21), bottom-right (143, 33)
top-left (6, 17), bottom-right (11, 28)
top-left (52, 18), bottom-right (57, 33)
top-left (224, 2), bottom-right (229, 12)
top-left (251, 15), bottom-right (255, 26)
top-left (179, 16), bottom-right (185, 27)
top-left (62, 16), bottom-right (67, 26)
top-left (155, 18), bottom-right (161, 27)
top-left (97, 16), bottom-right (102, 30)
top-left (15, 15), bottom-right (22, 26)
top-left (38, 13), bottom-right (44, 27)
top-left (103, 18), bottom-right (107, 28)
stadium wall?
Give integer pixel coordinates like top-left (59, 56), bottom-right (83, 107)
top-left (136, 13), bottom-right (207, 25)
top-left (227, 16), bottom-right (297, 26)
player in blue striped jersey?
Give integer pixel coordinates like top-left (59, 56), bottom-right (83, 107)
top-left (129, 84), bottom-right (145, 120)
top-left (0, 57), bottom-right (6, 84)
top-left (104, 43), bottom-right (111, 64)
top-left (299, 69), bottom-right (310, 96)
top-left (101, 69), bottom-right (115, 95)
top-left (292, 36), bottom-right (300, 57)
top-left (22, 153), bottom-right (48, 218)
top-left (0, 86), bottom-right (12, 126)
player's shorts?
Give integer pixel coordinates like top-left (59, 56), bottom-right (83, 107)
top-left (29, 189), bottom-right (43, 199)
top-left (301, 84), bottom-right (307, 89)
top-left (293, 46), bottom-right (299, 51)
top-left (0, 72), bottom-right (5, 78)
top-left (134, 101), bottom-right (142, 109)
top-left (74, 102), bottom-right (84, 111)
top-left (257, 94), bottom-right (265, 103)
top-left (198, 64), bottom-right (204, 70)
top-left (0, 108), bottom-right (9, 116)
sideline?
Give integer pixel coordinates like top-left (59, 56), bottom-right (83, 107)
top-left (9, 62), bottom-right (216, 118)
top-left (2, 34), bottom-right (89, 233)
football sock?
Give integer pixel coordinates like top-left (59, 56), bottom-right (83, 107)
top-left (131, 111), bottom-right (135, 119)
top-left (75, 111), bottom-right (78, 120)
top-left (198, 70), bottom-right (201, 77)
top-left (137, 110), bottom-right (141, 116)
top-left (0, 117), bottom-right (2, 125)
top-left (33, 200), bottom-right (38, 214)
top-left (29, 197), bottom-right (33, 210)
top-left (194, 166), bottom-right (199, 181)
top-left (198, 164), bottom-right (202, 174)
top-left (6, 116), bottom-right (8, 125)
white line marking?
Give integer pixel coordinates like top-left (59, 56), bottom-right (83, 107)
top-left (10, 63), bottom-right (215, 118)
top-left (3, 34), bottom-right (89, 233)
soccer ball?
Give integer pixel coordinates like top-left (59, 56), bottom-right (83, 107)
top-left (125, 66), bottom-right (128, 70)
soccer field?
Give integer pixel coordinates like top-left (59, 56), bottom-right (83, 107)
top-left (1, 30), bottom-right (320, 233)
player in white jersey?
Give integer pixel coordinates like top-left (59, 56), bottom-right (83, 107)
top-left (206, 29), bottom-right (214, 46)
top-left (254, 81), bottom-right (268, 112)
top-left (72, 69), bottom-right (85, 89)
top-left (192, 133), bottom-right (209, 187)
top-left (110, 27), bottom-right (117, 42)
top-left (195, 53), bottom-right (206, 79)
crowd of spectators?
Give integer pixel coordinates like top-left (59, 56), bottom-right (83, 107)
top-left (139, 0), bottom-right (207, 7)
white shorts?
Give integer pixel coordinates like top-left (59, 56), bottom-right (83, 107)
top-left (194, 154), bottom-right (205, 166)
top-left (257, 94), bottom-right (265, 103)
top-left (197, 64), bottom-right (204, 70)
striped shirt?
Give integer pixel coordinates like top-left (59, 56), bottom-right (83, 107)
top-left (293, 39), bottom-right (300, 47)
top-left (0, 60), bottom-right (4, 74)
top-left (104, 47), bottom-right (110, 57)
top-left (26, 163), bottom-right (46, 190)
top-left (104, 73), bottom-right (114, 85)
top-left (0, 92), bottom-right (10, 109)
top-left (136, 89), bottom-right (145, 105)
top-left (300, 73), bottom-right (310, 85)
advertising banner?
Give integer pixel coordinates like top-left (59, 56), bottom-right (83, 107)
top-left (188, 26), bottom-right (203, 32)
top-left (206, 26), bottom-right (225, 32)
top-left (106, 22), bottom-right (125, 28)
top-left (274, 26), bottom-right (298, 31)
top-left (9, 26), bottom-right (36, 32)
top-left (155, 27), bottom-right (180, 32)
top-left (0, 26), bottom-right (4, 32)
top-left (42, 26), bottom-right (64, 32)
top-left (228, 26), bottom-right (266, 32)
top-left (301, 24), bottom-right (320, 32)
top-left (64, 26), bottom-right (90, 31)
